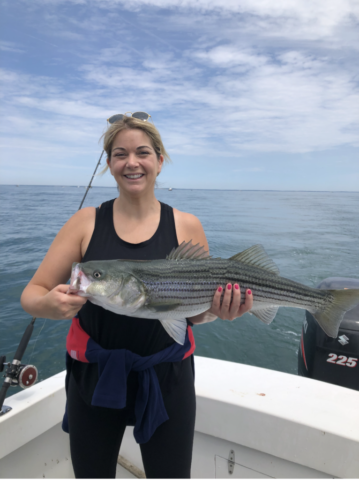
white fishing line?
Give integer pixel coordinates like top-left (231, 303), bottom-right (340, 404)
top-left (29, 318), bottom-right (47, 363)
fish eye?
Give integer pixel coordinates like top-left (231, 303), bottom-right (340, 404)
top-left (93, 271), bottom-right (102, 279)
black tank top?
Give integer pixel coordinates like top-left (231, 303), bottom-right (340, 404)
top-left (71, 199), bottom-right (190, 404)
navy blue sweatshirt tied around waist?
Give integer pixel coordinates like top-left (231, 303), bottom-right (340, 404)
top-left (62, 316), bottom-right (196, 444)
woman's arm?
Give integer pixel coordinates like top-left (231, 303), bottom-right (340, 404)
top-left (20, 207), bottom-right (96, 320)
top-left (173, 209), bottom-right (253, 325)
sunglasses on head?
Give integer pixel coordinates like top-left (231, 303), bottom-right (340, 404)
top-left (107, 112), bottom-right (152, 124)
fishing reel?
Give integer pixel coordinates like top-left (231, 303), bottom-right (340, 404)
top-left (0, 355), bottom-right (38, 389)
top-left (0, 317), bottom-right (38, 417)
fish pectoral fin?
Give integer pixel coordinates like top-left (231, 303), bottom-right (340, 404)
top-left (160, 318), bottom-right (187, 345)
top-left (230, 245), bottom-right (280, 275)
top-left (147, 301), bottom-right (182, 312)
top-left (251, 306), bottom-right (279, 325)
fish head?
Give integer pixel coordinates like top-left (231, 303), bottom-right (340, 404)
top-left (69, 261), bottom-right (146, 313)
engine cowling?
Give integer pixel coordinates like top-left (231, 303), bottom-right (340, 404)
top-left (298, 277), bottom-right (359, 391)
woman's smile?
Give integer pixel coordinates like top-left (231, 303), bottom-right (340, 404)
top-left (124, 173), bottom-right (145, 180)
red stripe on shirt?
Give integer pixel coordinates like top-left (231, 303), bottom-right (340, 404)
top-left (183, 326), bottom-right (196, 359)
top-left (66, 316), bottom-right (90, 363)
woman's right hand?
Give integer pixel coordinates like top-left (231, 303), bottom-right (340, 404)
top-left (22, 284), bottom-right (87, 320)
top-left (40, 285), bottom-right (87, 320)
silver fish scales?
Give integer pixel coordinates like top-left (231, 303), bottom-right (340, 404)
top-left (137, 259), bottom-right (328, 310)
top-left (69, 241), bottom-right (359, 344)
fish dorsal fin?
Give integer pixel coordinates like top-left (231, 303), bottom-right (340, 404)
top-left (230, 245), bottom-right (280, 275)
top-left (166, 240), bottom-right (211, 261)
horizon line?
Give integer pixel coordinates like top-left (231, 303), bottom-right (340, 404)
top-left (0, 184), bottom-right (358, 193)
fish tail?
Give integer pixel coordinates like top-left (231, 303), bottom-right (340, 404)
top-left (313, 289), bottom-right (359, 338)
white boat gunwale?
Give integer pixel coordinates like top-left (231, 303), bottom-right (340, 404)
top-left (1, 356), bottom-right (359, 478)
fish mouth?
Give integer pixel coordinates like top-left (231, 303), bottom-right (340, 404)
top-left (68, 264), bottom-right (91, 295)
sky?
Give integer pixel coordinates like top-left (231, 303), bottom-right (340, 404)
top-left (0, 0), bottom-right (358, 190)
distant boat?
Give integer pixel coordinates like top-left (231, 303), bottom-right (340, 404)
top-left (168, 187), bottom-right (173, 191)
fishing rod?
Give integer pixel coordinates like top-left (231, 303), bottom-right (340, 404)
top-left (0, 150), bottom-right (105, 417)
top-left (79, 150), bottom-right (105, 209)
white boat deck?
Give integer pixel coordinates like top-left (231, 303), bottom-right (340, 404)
top-left (1, 356), bottom-right (358, 478)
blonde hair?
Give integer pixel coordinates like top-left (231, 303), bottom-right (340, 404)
top-left (100, 116), bottom-right (171, 175)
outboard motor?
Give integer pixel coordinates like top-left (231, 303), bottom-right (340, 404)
top-left (298, 277), bottom-right (359, 391)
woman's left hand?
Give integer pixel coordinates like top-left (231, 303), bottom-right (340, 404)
top-left (209, 284), bottom-right (253, 321)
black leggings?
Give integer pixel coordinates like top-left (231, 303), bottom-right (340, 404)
top-left (67, 363), bottom-right (196, 478)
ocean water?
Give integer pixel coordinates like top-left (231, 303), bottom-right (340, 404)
top-left (1, 185), bottom-right (358, 398)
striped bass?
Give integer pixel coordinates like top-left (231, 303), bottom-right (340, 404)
top-left (69, 241), bottom-right (359, 344)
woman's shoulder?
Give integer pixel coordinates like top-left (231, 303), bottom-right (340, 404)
top-left (173, 208), bottom-right (202, 229)
top-left (69, 205), bottom-right (96, 226)
top-left (173, 208), bottom-right (209, 250)
top-left (54, 206), bottom-right (96, 247)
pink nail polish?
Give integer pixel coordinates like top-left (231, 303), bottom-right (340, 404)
top-left (234, 284), bottom-right (239, 290)
top-left (247, 289), bottom-right (252, 295)
top-left (227, 284), bottom-right (232, 290)
top-left (218, 286), bottom-right (222, 293)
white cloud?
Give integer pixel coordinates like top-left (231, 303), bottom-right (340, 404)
top-left (0, 41), bottom-right (25, 53)
top-left (1, 0), bottom-right (358, 189)
top-left (1, 30), bottom-right (358, 160)
top-left (193, 46), bottom-right (268, 69)
top-left (64, 0), bottom-right (359, 47)
top-left (78, 39), bottom-right (359, 153)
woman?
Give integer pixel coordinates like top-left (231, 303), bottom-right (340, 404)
top-left (21, 115), bottom-right (253, 478)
